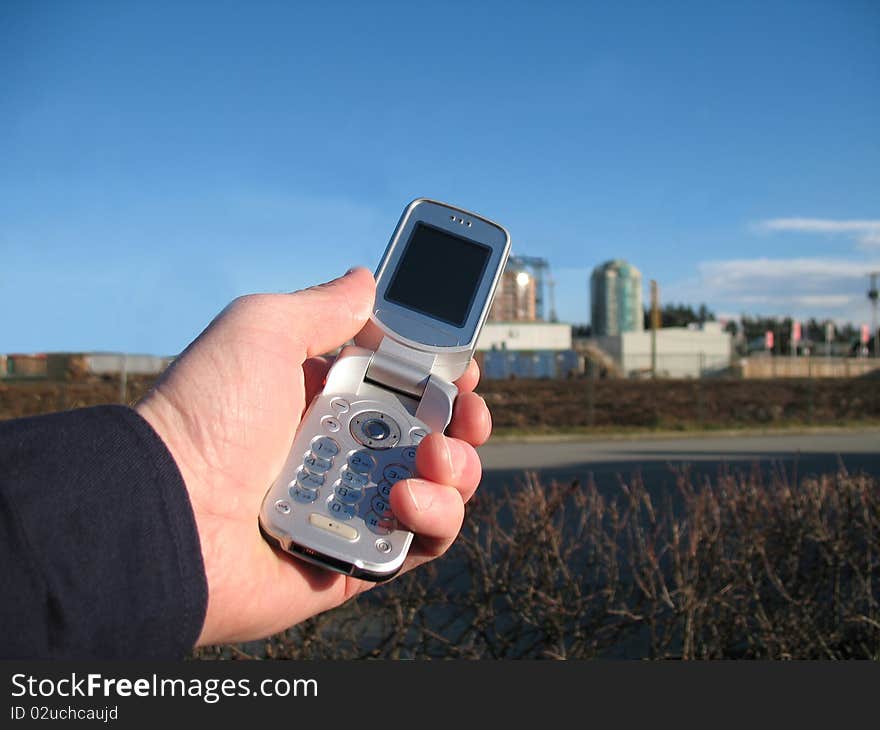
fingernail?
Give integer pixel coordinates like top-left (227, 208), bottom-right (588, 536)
top-left (406, 479), bottom-right (435, 512)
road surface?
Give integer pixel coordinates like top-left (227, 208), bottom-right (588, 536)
top-left (478, 429), bottom-right (880, 493)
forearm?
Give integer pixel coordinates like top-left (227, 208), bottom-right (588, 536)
top-left (0, 406), bottom-right (207, 659)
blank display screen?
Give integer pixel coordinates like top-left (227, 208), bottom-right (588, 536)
top-left (385, 223), bottom-right (492, 327)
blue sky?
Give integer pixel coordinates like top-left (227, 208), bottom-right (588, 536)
top-left (2, 0), bottom-right (878, 354)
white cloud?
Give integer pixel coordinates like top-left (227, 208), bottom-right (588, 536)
top-left (736, 294), bottom-right (854, 307)
top-left (861, 230), bottom-right (880, 248)
top-left (699, 257), bottom-right (877, 282)
top-left (790, 294), bottom-right (855, 307)
top-left (605, 218), bottom-right (880, 326)
top-left (756, 218), bottom-right (880, 249)
top-left (757, 218), bottom-right (880, 234)
top-left (660, 257), bottom-right (880, 323)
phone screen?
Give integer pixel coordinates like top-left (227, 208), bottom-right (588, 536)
top-left (385, 223), bottom-right (491, 327)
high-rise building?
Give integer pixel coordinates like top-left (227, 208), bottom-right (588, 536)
top-left (590, 260), bottom-right (644, 336)
top-left (489, 264), bottom-right (538, 321)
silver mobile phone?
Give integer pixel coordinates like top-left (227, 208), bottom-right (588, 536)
top-left (258, 198), bottom-right (510, 580)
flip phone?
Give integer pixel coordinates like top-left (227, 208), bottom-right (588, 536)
top-left (259, 199), bottom-right (510, 580)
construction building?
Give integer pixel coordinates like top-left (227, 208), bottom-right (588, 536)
top-left (489, 267), bottom-right (537, 321)
top-left (488, 255), bottom-right (554, 322)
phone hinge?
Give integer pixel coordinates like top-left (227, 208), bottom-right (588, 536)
top-left (363, 338), bottom-right (459, 434)
top-left (364, 338), bottom-right (436, 399)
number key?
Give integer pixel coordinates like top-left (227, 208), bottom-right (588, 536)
top-left (371, 494), bottom-right (393, 517)
top-left (327, 498), bottom-right (355, 520)
top-left (311, 436), bottom-right (340, 459)
top-left (335, 483), bottom-right (364, 505)
top-left (347, 450), bottom-right (375, 475)
top-left (294, 468), bottom-right (323, 489)
top-left (304, 451), bottom-right (332, 474)
top-left (340, 468), bottom-right (369, 489)
top-left (377, 480), bottom-right (393, 499)
top-left (365, 512), bottom-right (395, 535)
top-left (383, 464), bottom-right (412, 483)
top-left (290, 484), bottom-right (318, 504)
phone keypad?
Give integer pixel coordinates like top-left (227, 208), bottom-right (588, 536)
top-left (283, 406), bottom-right (428, 543)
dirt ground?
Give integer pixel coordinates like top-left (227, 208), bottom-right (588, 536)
top-left (479, 376), bottom-right (880, 431)
top-left (0, 376), bottom-right (156, 420)
top-left (2, 373), bottom-right (878, 432)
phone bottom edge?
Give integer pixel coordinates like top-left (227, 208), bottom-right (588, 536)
top-left (258, 519), bottom-right (402, 583)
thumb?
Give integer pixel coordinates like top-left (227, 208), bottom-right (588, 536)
top-left (285, 267), bottom-right (376, 358)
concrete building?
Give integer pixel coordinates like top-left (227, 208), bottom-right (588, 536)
top-left (84, 353), bottom-right (172, 375)
top-left (595, 322), bottom-right (732, 378)
top-left (477, 321), bottom-right (572, 351)
top-left (476, 322), bottom-right (579, 379)
top-left (739, 356), bottom-right (880, 379)
top-left (1, 352), bottom-right (172, 379)
top-left (590, 260), bottom-right (644, 336)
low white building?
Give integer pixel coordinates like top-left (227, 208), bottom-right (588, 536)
top-left (476, 322), bottom-right (577, 379)
top-left (476, 321), bottom-right (572, 352)
top-left (85, 353), bottom-right (173, 375)
top-left (594, 322), bottom-right (732, 378)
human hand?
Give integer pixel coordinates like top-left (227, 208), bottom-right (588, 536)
top-left (136, 268), bottom-right (491, 646)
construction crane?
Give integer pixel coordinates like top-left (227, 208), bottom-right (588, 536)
top-left (870, 272), bottom-right (879, 357)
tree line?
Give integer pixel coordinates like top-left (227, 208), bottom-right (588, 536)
top-left (572, 304), bottom-right (870, 353)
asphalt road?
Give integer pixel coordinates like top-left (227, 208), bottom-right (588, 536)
top-left (478, 429), bottom-right (880, 494)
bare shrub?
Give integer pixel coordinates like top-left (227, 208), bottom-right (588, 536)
top-left (196, 468), bottom-right (880, 660)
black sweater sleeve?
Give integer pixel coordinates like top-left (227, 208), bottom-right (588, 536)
top-left (0, 405), bottom-right (208, 659)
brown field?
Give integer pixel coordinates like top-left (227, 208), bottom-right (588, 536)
top-left (0, 375), bottom-right (157, 421)
top-left (480, 376), bottom-right (880, 432)
top-left (2, 374), bottom-right (879, 433)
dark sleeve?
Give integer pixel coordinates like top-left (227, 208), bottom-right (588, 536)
top-left (0, 405), bottom-right (208, 659)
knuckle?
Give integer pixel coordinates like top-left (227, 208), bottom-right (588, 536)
top-left (226, 293), bottom-right (260, 316)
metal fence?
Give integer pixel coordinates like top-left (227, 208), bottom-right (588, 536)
top-left (481, 350), bottom-right (581, 379)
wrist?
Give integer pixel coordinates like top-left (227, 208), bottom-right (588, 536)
top-left (135, 394), bottom-right (219, 646)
